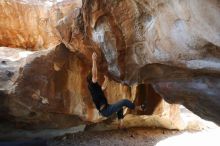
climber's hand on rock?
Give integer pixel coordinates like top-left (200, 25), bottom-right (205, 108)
top-left (92, 52), bottom-right (97, 60)
top-left (104, 75), bottom-right (109, 81)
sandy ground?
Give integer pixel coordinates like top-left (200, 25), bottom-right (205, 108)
top-left (48, 127), bottom-right (220, 146)
top-left (48, 128), bottom-right (182, 146)
top-left (1, 127), bottom-right (219, 146)
top-left (0, 106), bottom-right (219, 146)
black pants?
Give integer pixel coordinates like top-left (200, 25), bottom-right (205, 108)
top-left (100, 99), bottom-right (135, 119)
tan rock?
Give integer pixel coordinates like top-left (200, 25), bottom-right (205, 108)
top-left (1, 0), bottom-right (220, 129)
top-left (0, 0), bottom-right (81, 50)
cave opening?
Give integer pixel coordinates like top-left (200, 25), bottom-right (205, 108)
top-left (0, 0), bottom-right (220, 145)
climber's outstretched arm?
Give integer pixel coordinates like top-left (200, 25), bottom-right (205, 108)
top-left (92, 52), bottom-right (98, 83)
top-left (102, 75), bottom-right (109, 90)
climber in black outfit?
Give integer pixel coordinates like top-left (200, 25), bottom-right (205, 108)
top-left (87, 52), bottom-right (146, 128)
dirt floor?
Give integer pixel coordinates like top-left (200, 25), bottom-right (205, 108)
top-left (48, 128), bottom-right (182, 146)
top-left (0, 106), bottom-right (219, 146)
top-left (0, 122), bottom-right (219, 146)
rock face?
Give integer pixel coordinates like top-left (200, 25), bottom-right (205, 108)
top-left (75, 0), bottom-right (220, 125)
top-left (0, 0), bottom-right (220, 129)
top-left (49, 0), bottom-right (220, 125)
top-left (1, 44), bottom-right (184, 129)
top-left (0, 0), bottom-right (81, 50)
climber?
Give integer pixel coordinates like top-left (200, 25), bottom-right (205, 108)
top-left (87, 52), bottom-right (146, 129)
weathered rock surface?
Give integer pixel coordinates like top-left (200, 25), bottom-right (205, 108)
top-left (0, 0), bottom-right (81, 50)
top-left (71, 0), bottom-right (220, 125)
top-left (0, 0), bottom-right (220, 130)
top-left (0, 44), bottom-right (184, 130)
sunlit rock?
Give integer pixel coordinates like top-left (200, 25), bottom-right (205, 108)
top-left (0, 0), bottom-right (220, 130)
top-left (0, 0), bottom-right (81, 50)
top-left (0, 44), bottom-right (183, 129)
top-left (64, 0), bottom-right (220, 125)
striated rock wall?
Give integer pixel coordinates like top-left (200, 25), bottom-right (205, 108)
top-left (75, 0), bottom-right (220, 79)
top-left (72, 0), bottom-right (220, 124)
top-left (0, 0), bottom-right (81, 50)
top-left (0, 0), bottom-right (220, 129)
top-left (0, 44), bottom-right (183, 129)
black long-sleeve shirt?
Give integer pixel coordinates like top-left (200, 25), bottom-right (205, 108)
top-left (88, 81), bottom-right (108, 110)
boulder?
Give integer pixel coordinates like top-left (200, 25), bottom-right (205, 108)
top-left (0, 0), bottom-right (220, 129)
top-left (0, 0), bottom-right (81, 50)
top-left (71, 0), bottom-right (220, 125)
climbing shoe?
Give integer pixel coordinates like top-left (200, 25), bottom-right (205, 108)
top-left (140, 104), bottom-right (147, 111)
